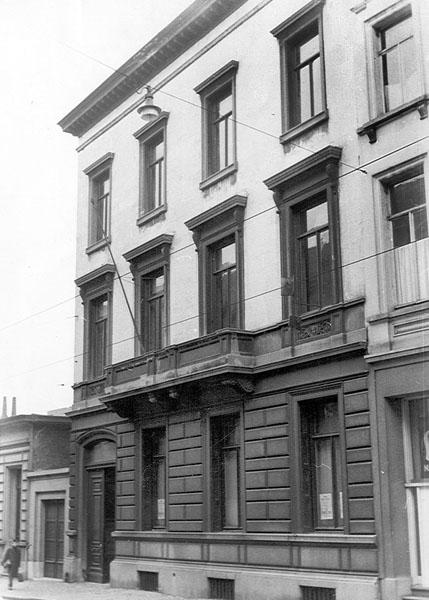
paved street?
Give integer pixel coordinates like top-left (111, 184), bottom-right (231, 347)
top-left (0, 579), bottom-right (205, 600)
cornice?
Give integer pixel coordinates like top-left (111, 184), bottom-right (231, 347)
top-left (75, 264), bottom-right (115, 289)
top-left (263, 145), bottom-right (342, 192)
top-left (271, 0), bottom-right (324, 38)
top-left (194, 59), bottom-right (239, 94)
top-left (58, 0), bottom-right (247, 138)
top-left (133, 112), bottom-right (169, 140)
top-left (185, 194), bottom-right (247, 232)
top-left (123, 234), bottom-right (174, 263)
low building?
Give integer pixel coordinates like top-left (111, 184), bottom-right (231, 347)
top-left (0, 401), bottom-right (70, 580)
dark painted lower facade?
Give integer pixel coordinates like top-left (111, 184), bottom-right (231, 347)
top-left (65, 299), bottom-right (397, 599)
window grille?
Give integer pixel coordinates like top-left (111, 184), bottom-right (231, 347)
top-left (301, 585), bottom-right (336, 600)
top-left (208, 577), bottom-right (235, 599)
top-left (138, 571), bottom-right (158, 592)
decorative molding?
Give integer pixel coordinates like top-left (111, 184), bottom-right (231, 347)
top-left (279, 110), bottom-right (328, 146)
top-left (263, 145), bottom-right (342, 196)
top-left (58, 1), bottom-right (248, 137)
top-left (297, 318), bottom-right (332, 340)
top-left (199, 162), bottom-right (238, 191)
top-left (357, 95), bottom-right (429, 143)
top-left (75, 264), bottom-right (115, 290)
top-left (123, 234), bottom-right (173, 264)
top-left (83, 152), bottom-right (114, 175)
top-left (133, 112), bottom-right (169, 140)
top-left (185, 194), bottom-right (247, 232)
top-left (271, 0), bottom-right (324, 38)
top-left (194, 60), bottom-right (239, 94)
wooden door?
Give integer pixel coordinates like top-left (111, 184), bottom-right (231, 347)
top-left (86, 468), bottom-right (115, 583)
top-left (43, 499), bottom-right (64, 578)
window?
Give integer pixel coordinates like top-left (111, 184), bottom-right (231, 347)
top-left (135, 113), bottom-right (168, 222)
top-left (388, 164), bottom-right (427, 248)
top-left (380, 160), bottom-right (429, 305)
top-left (358, 5), bottom-right (426, 142)
top-left (88, 295), bottom-right (108, 378)
top-left (300, 399), bottom-right (344, 531)
top-left (195, 61), bottom-right (238, 189)
top-left (377, 9), bottom-right (419, 114)
top-left (75, 264), bottom-right (115, 381)
top-left (295, 197), bottom-right (334, 313)
top-left (140, 268), bottom-right (166, 352)
top-left (7, 466), bottom-right (22, 540)
top-left (210, 413), bottom-right (241, 530)
top-left (142, 427), bottom-right (166, 529)
top-left (185, 195), bottom-right (246, 335)
top-left (272, 0), bottom-right (327, 143)
top-left (123, 234), bottom-right (173, 355)
top-left (84, 153), bottom-right (114, 249)
top-left (208, 237), bottom-right (238, 332)
top-left (264, 145), bottom-right (342, 319)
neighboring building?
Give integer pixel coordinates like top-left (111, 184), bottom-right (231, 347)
top-left (59, 0), bottom-right (429, 599)
top-left (0, 401), bottom-right (70, 580)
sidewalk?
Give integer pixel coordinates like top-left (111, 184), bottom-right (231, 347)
top-left (0, 578), bottom-right (206, 600)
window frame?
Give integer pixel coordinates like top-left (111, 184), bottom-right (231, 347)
top-left (141, 424), bottom-right (168, 530)
top-left (206, 406), bottom-right (244, 532)
top-left (6, 465), bottom-right (22, 541)
top-left (75, 264), bottom-right (115, 382)
top-left (264, 146), bottom-right (342, 321)
top-left (272, 0), bottom-right (328, 145)
top-left (185, 195), bottom-right (246, 336)
top-left (290, 388), bottom-right (348, 534)
top-left (371, 4), bottom-right (423, 117)
top-left (123, 234), bottom-right (173, 356)
top-left (374, 155), bottom-right (428, 308)
top-left (358, 2), bottom-right (427, 143)
top-left (134, 113), bottom-right (169, 226)
top-left (84, 153), bottom-right (114, 253)
top-left (195, 61), bottom-right (238, 190)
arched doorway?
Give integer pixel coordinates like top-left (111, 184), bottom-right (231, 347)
top-left (84, 439), bottom-right (116, 583)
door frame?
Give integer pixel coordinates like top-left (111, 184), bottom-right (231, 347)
top-left (402, 398), bottom-right (429, 587)
top-left (43, 498), bottom-right (65, 578)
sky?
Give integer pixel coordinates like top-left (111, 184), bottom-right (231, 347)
top-left (0, 0), bottom-right (194, 416)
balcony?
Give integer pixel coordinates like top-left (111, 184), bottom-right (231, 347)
top-left (94, 298), bottom-right (366, 418)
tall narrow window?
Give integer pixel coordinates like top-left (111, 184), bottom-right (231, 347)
top-left (144, 131), bottom-right (165, 212)
top-left (89, 295), bottom-right (108, 378)
top-left (207, 84), bottom-right (233, 175)
top-left (8, 466), bottom-right (22, 540)
top-left (90, 169), bottom-right (110, 243)
top-left (195, 61), bottom-right (238, 188)
top-left (211, 414), bottom-right (241, 530)
top-left (301, 400), bottom-right (343, 531)
top-left (208, 237), bottom-right (238, 332)
top-left (142, 427), bottom-right (166, 529)
top-left (382, 161), bottom-right (429, 305)
top-left (134, 113), bottom-right (168, 223)
top-left (140, 268), bottom-right (166, 352)
top-left (295, 197), bottom-right (334, 313)
top-left (84, 154), bottom-right (114, 249)
top-left (186, 195), bottom-right (246, 336)
top-left (124, 234), bottom-right (173, 356)
top-left (378, 11), bottom-right (419, 113)
top-left (272, 2), bottom-right (327, 143)
top-left (288, 23), bottom-right (322, 127)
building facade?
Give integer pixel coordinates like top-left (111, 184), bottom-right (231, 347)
top-left (59, 0), bottom-right (429, 598)
top-left (0, 406), bottom-right (70, 580)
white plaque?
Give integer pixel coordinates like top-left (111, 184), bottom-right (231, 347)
top-left (319, 493), bottom-right (333, 520)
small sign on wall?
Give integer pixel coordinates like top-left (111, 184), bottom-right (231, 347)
top-left (319, 493), bottom-right (333, 520)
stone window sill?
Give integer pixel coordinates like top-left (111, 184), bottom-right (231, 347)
top-left (357, 95), bottom-right (428, 143)
top-left (199, 162), bottom-right (238, 191)
top-left (136, 204), bottom-right (167, 227)
top-left (280, 110), bottom-right (329, 146)
top-left (86, 237), bottom-right (110, 255)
